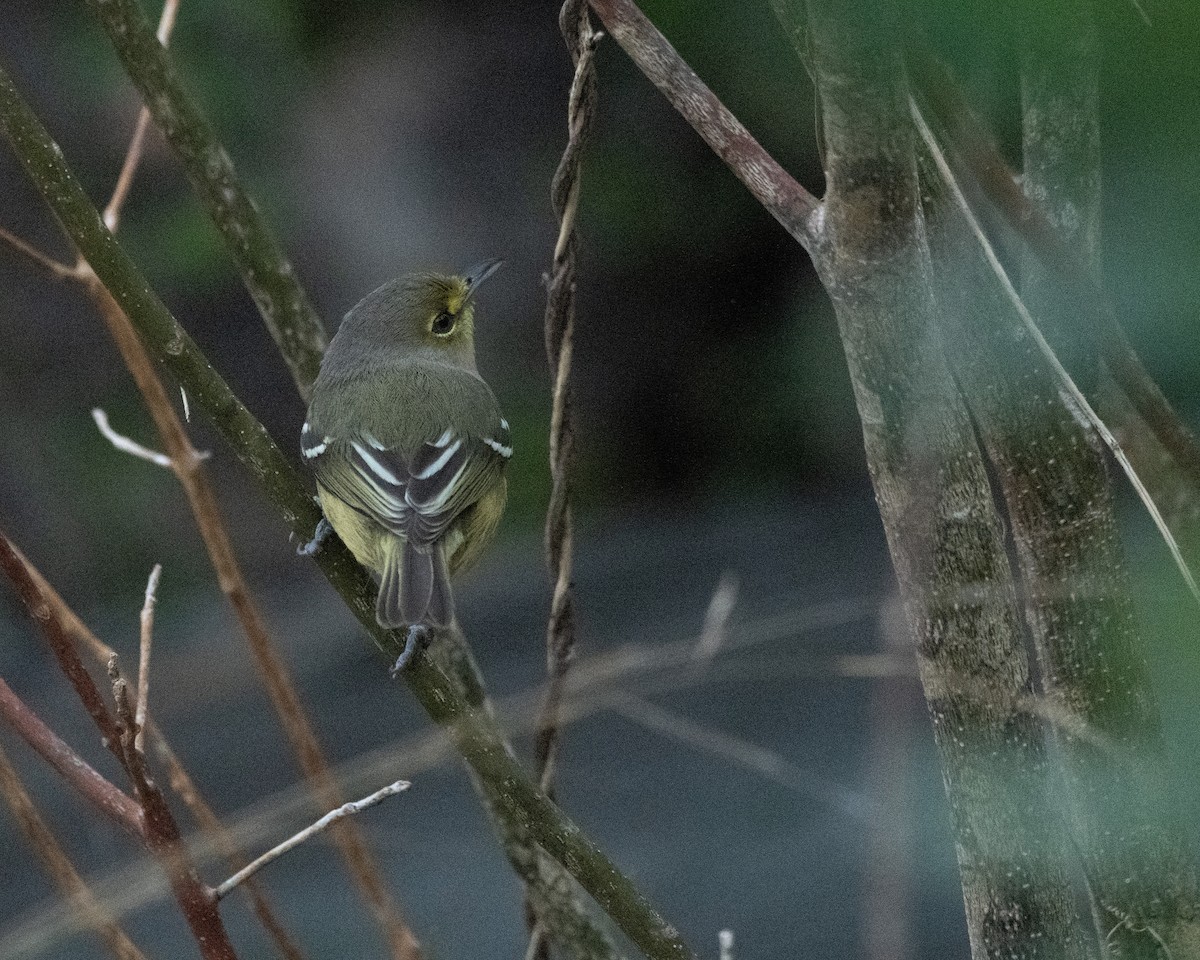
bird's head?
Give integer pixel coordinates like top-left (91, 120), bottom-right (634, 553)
top-left (341, 259), bottom-right (504, 369)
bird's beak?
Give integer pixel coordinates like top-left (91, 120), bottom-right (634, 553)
top-left (463, 258), bottom-right (504, 293)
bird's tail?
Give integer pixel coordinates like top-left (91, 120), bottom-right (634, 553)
top-left (377, 539), bottom-right (454, 629)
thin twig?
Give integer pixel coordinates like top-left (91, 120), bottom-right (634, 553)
top-left (103, 0), bottom-right (181, 233)
top-left (214, 781), bottom-right (410, 900)
top-left (607, 692), bottom-right (875, 820)
top-left (912, 99), bottom-right (1200, 606)
top-left (690, 572), bottom-right (739, 668)
top-left (0, 224), bottom-right (78, 280)
top-left (0, 742), bottom-right (149, 960)
top-left (587, 0), bottom-right (821, 250)
top-left (93, 408), bottom-right (174, 468)
top-left (135, 564), bottom-right (161, 754)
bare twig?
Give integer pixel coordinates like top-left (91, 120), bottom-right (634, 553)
top-left (93, 405), bottom-right (211, 468)
top-left (690, 572), bottom-right (739, 668)
top-left (587, 0), bottom-right (821, 250)
top-left (607, 692), bottom-right (873, 820)
top-left (135, 564), bottom-right (161, 754)
top-left (0, 741), bottom-right (149, 960)
top-left (214, 781), bottom-right (410, 900)
top-left (0, 224), bottom-right (78, 280)
top-left (93, 408), bottom-right (174, 468)
top-left (0, 676), bottom-right (142, 835)
top-left (103, 0), bottom-right (181, 233)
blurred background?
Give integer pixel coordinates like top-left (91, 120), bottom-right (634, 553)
top-left (0, 0), bottom-right (1198, 957)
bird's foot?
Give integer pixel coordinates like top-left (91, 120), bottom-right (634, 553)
top-left (390, 625), bottom-right (430, 676)
top-left (297, 518), bottom-right (331, 556)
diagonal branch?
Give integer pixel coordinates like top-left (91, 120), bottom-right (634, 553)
top-left (82, 0), bottom-right (327, 397)
top-left (214, 781), bottom-right (410, 901)
top-left (0, 531), bottom-right (126, 766)
top-left (586, 0), bottom-right (821, 251)
top-left (0, 60), bottom-right (694, 960)
top-left (0, 676), bottom-right (143, 835)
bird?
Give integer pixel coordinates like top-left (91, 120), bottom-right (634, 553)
top-left (299, 260), bottom-right (511, 670)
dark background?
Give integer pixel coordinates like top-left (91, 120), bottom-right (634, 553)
top-left (1, 1), bottom-right (1199, 957)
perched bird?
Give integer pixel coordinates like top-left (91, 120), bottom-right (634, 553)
top-left (300, 260), bottom-right (511, 668)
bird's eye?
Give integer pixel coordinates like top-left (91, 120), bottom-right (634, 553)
top-left (431, 311), bottom-right (456, 336)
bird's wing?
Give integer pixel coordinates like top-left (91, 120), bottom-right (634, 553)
top-left (302, 417), bottom-right (512, 546)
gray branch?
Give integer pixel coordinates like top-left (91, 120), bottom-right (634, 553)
top-left (798, 1), bottom-right (1094, 956)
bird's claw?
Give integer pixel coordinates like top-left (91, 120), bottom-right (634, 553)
top-left (390, 625), bottom-right (430, 676)
top-left (298, 518), bottom-right (331, 556)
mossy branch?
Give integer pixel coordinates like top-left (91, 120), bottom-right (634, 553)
top-left (82, 0), bottom-right (327, 398)
top-left (0, 62), bottom-right (692, 960)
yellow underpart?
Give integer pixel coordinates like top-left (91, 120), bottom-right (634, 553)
top-left (317, 473), bottom-right (507, 579)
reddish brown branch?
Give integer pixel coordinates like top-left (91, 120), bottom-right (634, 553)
top-left (0, 676), bottom-right (143, 835)
top-left (587, 0), bottom-right (821, 250)
top-left (0, 530), bottom-right (126, 764)
top-left (14, 545), bottom-right (306, 960)
top-left (108, 657), bottom-right (239, 960)
top-left (0, 741), bottom-right (149, 960)
top-left (1, 523), bottom-right (239, 959)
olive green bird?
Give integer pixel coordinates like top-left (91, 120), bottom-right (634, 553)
top-left (300, 260), bottom-right (510, 668)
